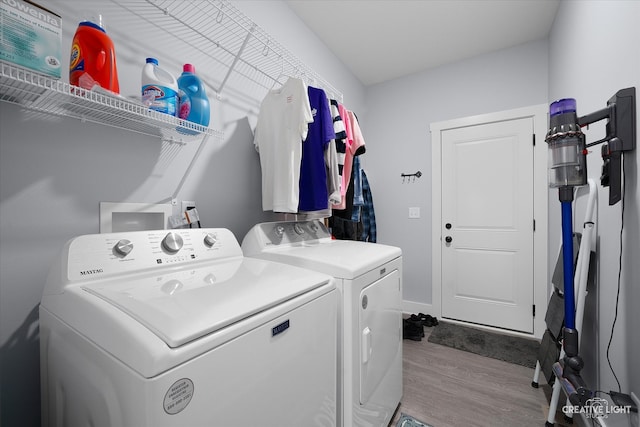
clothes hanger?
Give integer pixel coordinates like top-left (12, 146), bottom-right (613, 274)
top-left (270, 57), bottom-right (286, 90)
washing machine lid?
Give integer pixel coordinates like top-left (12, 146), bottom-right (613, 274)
top-left (257, 240), bottom-right (401, 278)
top-left (82, 257), bottom-right (331, 348)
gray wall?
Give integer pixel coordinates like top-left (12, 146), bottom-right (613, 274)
top-left (362, 39), bottom-right (549, 305)
top-left (548, 0), bottom-right (640, 401)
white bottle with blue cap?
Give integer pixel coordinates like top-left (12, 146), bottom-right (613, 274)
top-left (141, 57), bottom-right (178, 116)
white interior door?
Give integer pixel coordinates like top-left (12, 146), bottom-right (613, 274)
top-left (441, 117), bottom-right (534, 333)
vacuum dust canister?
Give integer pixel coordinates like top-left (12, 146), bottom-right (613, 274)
top-left (545, 98), bottom-right (587, 188)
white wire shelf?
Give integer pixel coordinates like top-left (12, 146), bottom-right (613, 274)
top-left (141, 0), bottom-right (344, 102)
top-left (0, 62), bottom-right (222, 144)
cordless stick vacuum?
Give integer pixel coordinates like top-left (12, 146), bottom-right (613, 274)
top-left (545, 87), bottom-right (636, 407)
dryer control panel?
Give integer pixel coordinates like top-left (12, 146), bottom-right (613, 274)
top-left (59, 228), bottom-right (242, 284)
top-left (242, 220), bottom-right (332, 252)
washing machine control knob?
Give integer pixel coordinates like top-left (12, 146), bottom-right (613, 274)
top-left (162, 232), bottom-right (183, 253)
top-left (203, 233), bottom-right (217, 247)
top-left (293, 223), bottom-right (305, 235)
top-left (275, 225), bottom-right (285, 237)
top-left (114, 239), bottom-right (133, 256)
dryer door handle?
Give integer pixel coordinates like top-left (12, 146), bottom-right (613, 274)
top-left (362, 327), bottom-right (372, 364)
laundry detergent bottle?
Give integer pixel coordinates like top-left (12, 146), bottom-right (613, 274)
top-left (177, 64), bottom-right (210, 128)
top-left (142, 58), bottom-right (178, 116)
top-left (69, 14), bottom-right (120, 94)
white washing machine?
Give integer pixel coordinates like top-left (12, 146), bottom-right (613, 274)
top-left (40, 228), bottom-right (338, 427)
top-left (242, 220), bottom-right (403, 427)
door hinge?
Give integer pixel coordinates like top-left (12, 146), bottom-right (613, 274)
top-left (532, 134), bottom-right (536, 146)
top-left (533, 304), bottom-right (536, 317)
top-left (533, 219), bottom-right (536, 232)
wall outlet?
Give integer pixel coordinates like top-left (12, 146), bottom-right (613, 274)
top-left (182, 200), bottom-right (196, 212)
top-left (409, 207), bottom-right (420, 219)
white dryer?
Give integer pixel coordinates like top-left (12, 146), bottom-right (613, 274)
top-left (40, 228), bottom-right (337, 427)
top-left (242, 220), bottom-right (403, 427)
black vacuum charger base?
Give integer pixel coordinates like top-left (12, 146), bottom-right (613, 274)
top-left (610, 391), bottom-right (638, 413)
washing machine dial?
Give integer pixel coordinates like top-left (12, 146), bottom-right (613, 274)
top-left (275, 225), bottom-right (285, 237)
top-left (203, 232), bottom-right (217, 247)
top-left (293, 223), bottom-right (305, 235)
top-left (162, 232), bottom-right (183, 254)
top-left (114, 239), bottom-right (133, 256)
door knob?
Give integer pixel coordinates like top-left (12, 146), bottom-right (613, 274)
top-left (445, 223), bottom-right (452, 229)
top-left (445, 236), bottom-right (453, 243)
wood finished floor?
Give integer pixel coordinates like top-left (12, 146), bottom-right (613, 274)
top-left (389, 325), bottom-right (577, 427)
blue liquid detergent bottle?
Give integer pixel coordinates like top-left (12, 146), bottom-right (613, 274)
top-left (177, 64), bottom-right (210, 133)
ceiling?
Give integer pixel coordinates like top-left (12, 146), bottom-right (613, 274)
top-left (286, 0), bottom-right (560, 86)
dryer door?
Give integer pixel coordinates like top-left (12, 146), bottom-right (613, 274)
top-left (359, 268), bottom-right (402, 404)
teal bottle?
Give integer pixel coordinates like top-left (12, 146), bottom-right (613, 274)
top-left (177, 64), bottom-right (210, 129)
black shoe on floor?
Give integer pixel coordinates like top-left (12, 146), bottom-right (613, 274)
top-left (421, 313), bottom-right (439, 327)
top-left (403, 318), bottom-right (424, 341)
top-left (414, 312), bottom-right (439, 327)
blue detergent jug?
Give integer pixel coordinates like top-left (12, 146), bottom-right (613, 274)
top-left (177, 64), bottom-right (210, 131)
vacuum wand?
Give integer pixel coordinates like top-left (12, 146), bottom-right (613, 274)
top-left (559, 200), bottom-right (590, 405)
top-left (546, 98), bottom-right (591, 405)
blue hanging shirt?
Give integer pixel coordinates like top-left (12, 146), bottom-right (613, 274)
top-left (298, 86), bottom-right (336, 211)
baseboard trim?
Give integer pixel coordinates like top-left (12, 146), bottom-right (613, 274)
top-left (402, 300), bottom-right (434, 316)
top-left (402, 300), bottom-right (539, 340)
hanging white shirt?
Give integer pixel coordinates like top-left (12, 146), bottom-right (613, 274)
top-left (254, 78), bottom-right (313, 212)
